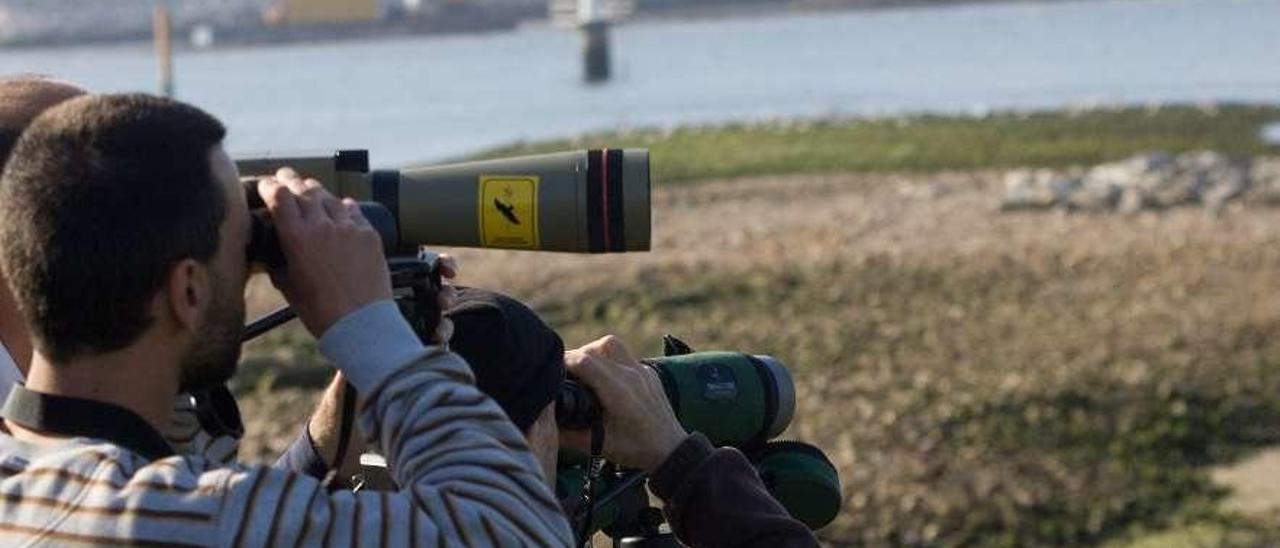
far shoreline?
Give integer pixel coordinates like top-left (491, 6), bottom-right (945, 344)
top-left (627, 0), bottom-right (1129, 25)
top-left (0, 0), bottom-right (1145, 53)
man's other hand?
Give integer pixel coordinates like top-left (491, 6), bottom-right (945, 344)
top-left (431, 254), bottom-right (459, 346)
top-left (258, 167), bottom-right (392, 337)
top-left (563, 335), bottom-right (687, 473)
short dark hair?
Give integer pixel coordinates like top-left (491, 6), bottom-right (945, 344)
top-left (0, 75), bottom-right (84, 165)
top-left (0, 93), bottom-right (228, 362)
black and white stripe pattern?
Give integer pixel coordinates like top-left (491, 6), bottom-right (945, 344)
top-left (0, 347), bottom-right (573, 547)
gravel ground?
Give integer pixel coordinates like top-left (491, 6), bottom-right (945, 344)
top-left (236, 166), bottom-right (1280, 545)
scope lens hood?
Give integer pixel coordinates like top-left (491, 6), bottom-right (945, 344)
top-left (753, 355), bottom-right (796, 439)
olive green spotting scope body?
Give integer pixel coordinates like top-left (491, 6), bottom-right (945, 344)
top-left (236, 149), bottom-right (650, 254)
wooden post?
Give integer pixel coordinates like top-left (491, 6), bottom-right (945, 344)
top-left (153, 3), bottom-right (174, 98)
top-left (581, 21), bottom-right (610, 83)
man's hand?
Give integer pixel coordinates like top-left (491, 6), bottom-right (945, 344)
top-left (429, 254), bottom-right (459, 345)
top-left (257, 168), bottom-right (392, 337)
top-left (305, 254), bottom-right (459, 477)
top-left (563, 335), bottom-right (688, 473)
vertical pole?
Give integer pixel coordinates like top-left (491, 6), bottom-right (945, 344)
top-left (153, 3), bottom-right (174, 98)
top-left (581, 21), bottom-right (610, 83)
top-left (578, 0), bottom-right (610, 83)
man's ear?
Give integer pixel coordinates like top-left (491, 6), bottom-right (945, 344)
top-left (164, 258), bottom-right (209, 332)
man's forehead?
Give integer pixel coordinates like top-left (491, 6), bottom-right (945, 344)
top-left (208, 146), bottom-right (244, 202)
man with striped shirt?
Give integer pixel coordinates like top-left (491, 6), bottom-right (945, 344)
top-left (0, 94), bottom-right (573, 545)
top-left (0, 74), bottom-right (424, 479)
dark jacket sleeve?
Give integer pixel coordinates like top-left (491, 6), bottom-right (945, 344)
top-left (649, 433), bottom-right (819, 548)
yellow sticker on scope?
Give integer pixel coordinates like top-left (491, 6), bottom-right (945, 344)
top-left (478, 175), bottom-right (540, 249)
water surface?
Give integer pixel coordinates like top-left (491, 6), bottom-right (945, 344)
top-left (0, 0), bottom-right (1275, 167)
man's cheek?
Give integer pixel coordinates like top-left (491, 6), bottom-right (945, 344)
top-left (526, 406), bottom-right (560, 487)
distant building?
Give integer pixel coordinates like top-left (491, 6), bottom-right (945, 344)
top-left (548, 0), bottom-right (635, 25)
top-left (266, 0), bottom-right (382, 24)
top-left (0, 0), bottom-right (269, 44)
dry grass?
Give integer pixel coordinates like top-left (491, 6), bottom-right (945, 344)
top-left (235, 165), bottom-right (1280, 545)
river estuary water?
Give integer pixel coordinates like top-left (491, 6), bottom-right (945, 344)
top-left (0, 0), bottom-right (1275, 167)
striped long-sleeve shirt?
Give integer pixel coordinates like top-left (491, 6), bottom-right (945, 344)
top-left (4, 343), bottom-right (280, 469)
top-left (0, 300), bottom-right (574, 547)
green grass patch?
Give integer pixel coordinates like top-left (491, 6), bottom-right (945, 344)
top-left (464, 104), bottom-right (1280, 183)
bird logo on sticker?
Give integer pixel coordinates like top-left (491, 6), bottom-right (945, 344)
top-left (478, 175), bottom-right (539, 249)
top-left (494, 198), bottom-right (520, 225)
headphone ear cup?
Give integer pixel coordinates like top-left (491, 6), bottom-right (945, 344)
top-left (748, 440), bottom-right (842, 531)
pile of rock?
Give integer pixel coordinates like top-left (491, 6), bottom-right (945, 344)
top-left (1001, 152), bottom-right (1280, 213)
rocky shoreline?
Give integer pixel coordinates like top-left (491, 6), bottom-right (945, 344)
top-left (1001, 152), bottom-right (1280, 213)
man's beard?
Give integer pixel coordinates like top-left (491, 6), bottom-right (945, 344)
top-left (178, 272), bottom-right (245, 392)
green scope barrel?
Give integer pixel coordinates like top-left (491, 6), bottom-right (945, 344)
top-left (235, 149), bottom-right (650, 254)
top-left (648, 352), bottom-right (795, 447)
top-left (558, 352), bottom-right (797, 448)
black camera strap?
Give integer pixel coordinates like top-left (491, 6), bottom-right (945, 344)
top-left (575, 420), bottom-right (606, 548)
top-left (190, 385), bottom-right (245, 440)
top-left (0, 385), bottom-right (175, 461)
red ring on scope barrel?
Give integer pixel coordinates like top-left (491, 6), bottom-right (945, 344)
top-left (586, 149), bottom-right (626, 253)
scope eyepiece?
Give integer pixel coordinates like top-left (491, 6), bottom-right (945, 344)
top-left (242, 180), bottom-right (400, 268)
top-left (556, 379), bottom-right (600, 431)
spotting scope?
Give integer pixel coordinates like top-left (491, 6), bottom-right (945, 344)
top-left (554, 336), bottom-right (842, 538)
top-left (236, 149), bottom-right (650, 258)
top-left (557, 439), bottom-right (842, 533)
top-left (557, 351), bottom-right (796, 449)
